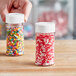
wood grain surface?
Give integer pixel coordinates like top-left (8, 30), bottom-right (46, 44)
top-left (0, 40), bottom-right (76, 76)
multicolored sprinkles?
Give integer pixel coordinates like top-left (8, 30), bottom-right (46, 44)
top-left (35, 33), bottom-right (54, 65)
top-left (6, 25), bottom-right (24, 56)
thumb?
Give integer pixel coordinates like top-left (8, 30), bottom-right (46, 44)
top-left (1, 7), bottom-right (8, 22)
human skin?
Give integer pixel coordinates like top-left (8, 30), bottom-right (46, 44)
top-left (0, 0), bottom-right (32, 22)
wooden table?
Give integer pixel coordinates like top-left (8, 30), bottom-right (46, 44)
top-left (0, 40), bottom-right (76, 76)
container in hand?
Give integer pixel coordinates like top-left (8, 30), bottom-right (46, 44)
top-left (6, 13), bottom-right (24, 56)
top-left (35, 22), bottom-right (55, 65)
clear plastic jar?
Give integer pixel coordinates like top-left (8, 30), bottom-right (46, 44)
top-left (6, 13), bottom-right (24, 56)
top-left (35, 22), bottom-right (55, 66)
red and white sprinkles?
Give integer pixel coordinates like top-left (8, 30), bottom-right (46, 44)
top-left (35, 33), bottom-right (55, 66)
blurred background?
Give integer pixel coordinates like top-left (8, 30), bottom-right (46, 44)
top-left (0, 0), bottom-right (75, 40)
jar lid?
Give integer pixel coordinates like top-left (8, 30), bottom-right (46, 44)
top-left (35, 22), bottom-right (55, 33)
top-left (6, 13), bottom-right (24, 24)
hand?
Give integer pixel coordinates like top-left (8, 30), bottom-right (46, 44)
top-left (0, 0), bottom-right (32, 22)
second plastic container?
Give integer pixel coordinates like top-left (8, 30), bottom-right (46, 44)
top-left (35, 22), bottom-right (55, 66)
top-left (6, 13), bottom-right (24, 56)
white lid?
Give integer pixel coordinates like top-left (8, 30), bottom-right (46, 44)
top-left (35, 22), bottom-right (55, 33)
top-left (6, 13), bottom-right (24, 24)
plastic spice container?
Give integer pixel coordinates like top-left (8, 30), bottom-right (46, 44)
top-left (35, 22), bottom-right (55, 66)
top-left (6, 13), bottom-right (24, 56)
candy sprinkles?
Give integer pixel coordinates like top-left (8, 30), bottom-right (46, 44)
top-left (35, 22), bottom-right (55, 66)
top-left (6, 13), bottom-right (24, 56)
top-left (35, 33), bottom-right (54, 65)
top-left (6, 25), bottom-right (24, 56)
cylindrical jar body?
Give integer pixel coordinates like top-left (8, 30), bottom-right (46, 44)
top-left (6, 13), bottom-right (24, 56)
top-left (6, 24), bottom-right (24, 56)
top-left (35, 22), bottom-right (55, 66)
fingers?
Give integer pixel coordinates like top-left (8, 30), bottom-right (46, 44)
top-left (0, 0), bottom-right (14, 22)
top-left (1, 7), bottom-right (8, 22)
top-left (13, 0), bottom-right (32, 22)
top-left (13, 0), bottom-right (25, 9)
top-left (8, 0), bottom-right (15, 12)
top-left (23, 0), bottom-right (32, 22)
top-left (10, 8), bottom-right (22, 13)
top-left (19, 0), bottom-right (26, 8)
top-left (13, 0), bottom-right (19, 9)
top-left (0, 0), bottom-right (32, 22)
top-left (10, 0), bottom-right (32, 22)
